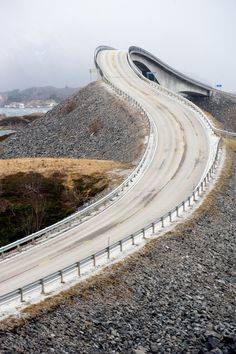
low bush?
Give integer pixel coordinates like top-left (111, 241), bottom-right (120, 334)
top-left (0, 171), bottom-right (109, 246)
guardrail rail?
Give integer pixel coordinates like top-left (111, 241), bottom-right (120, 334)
top-left (0, 46), bottom-right (223, 308)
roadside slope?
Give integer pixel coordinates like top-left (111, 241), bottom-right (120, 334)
top-left (0, 149), bottom-right (234, 354)
top-left (0, 81), bottom-right (148, 163)
top-left (190, 90), bottom-right (236, 132)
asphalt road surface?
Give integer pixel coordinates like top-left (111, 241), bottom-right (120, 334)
top-left (0, 50), bottom-right (214, 295)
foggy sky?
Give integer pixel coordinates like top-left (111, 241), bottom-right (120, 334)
top-left (0, 0), bottom-right (235, 92)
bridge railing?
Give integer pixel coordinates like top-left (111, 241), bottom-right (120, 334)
top-left (0, 47), bottom-right (222, 308)
top-left (0, 47), bottom-right (154, 258)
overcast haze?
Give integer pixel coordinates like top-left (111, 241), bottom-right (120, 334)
top-left (0, 0), bottom-right (235, 92)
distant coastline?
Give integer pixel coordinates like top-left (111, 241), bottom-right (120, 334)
top-left (0, 107), bottom-right (50, 117)
top-left (0, 107), bottom-right (48, 138)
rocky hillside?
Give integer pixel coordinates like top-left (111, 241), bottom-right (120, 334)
top-left (0, 81), bottom-right (148, 163)
top-left (1, 148), bottom-right (235, 353)
top-left (190, 90), bottom-right (236, 132)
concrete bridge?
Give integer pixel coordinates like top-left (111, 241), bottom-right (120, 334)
top-left (129, 46), bottom-right (212, 97)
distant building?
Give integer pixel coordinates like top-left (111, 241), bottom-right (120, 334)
top-left (4, 102), bottom-right (25, 108)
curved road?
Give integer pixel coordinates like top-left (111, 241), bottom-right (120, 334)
top-left (0, 49), bottom-right (214, 296)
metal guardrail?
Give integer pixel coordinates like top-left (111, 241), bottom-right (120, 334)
top-left (0, 46), bottom-right (154, 257)
top-left (0, 46), bottom-right (222, 307)
top-left (0, 138), bottom-right (221, 306)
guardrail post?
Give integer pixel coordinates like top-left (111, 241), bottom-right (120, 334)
top-left (152, 222), bottom-right (155, 233)
top-left (107, 246), bottom-right (110, 259)
top-left (182, 201), bottom-right (185, 212)
top-left (131, 234), bottom-right (135, 245)
top-left (176, 206), bottom-right (179, 217)
top-left (142, 228), bottom-right (145, 238)
top-left (188, 196), bottom-right (191, 206)
top-left (169, 212), bottom-right (172, 222)
top-left (60, 270), bottom-right (65, 283)
top-left (201, 181), bottom-right (204, 192)
top-left (41, 279), bottom-right (45, 294)
top-left (17, 244), bottom-right (21, 252)
top-left (197, 186), bottom-right (200, 197)
top-left (1, 252), bottom-right (4, 259)
top-left (77, 262), bottom-right (81, 276)
top-left (193, 191), bottom-right (196, 202)
top-left (119, 240), bottom-right (123, 252)
top-left (161, 217), bottom-right (164, 228)
top-left (93, 254), bottom-right (96, 267)
top-left (19, 288), bottom-right (24, 302)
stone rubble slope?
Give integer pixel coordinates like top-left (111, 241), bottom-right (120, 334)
top-left (190, 90), bottom-right (236, 132)
top-left (0, 81), bottom-right (147, 163)
top-left (0, 151), bottom-right (235, 354)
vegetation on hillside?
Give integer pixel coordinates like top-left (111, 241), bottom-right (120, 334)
top-left (0, 171), bottom-right (109, 246)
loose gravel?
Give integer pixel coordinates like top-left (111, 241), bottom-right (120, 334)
top-left (190, 90), bottom-right (236, 132)
top-left (0, 150), bottom-right (235, 353)
top-left (0, 81), bottom-right (148, 163)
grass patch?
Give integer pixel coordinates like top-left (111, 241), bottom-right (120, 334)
top-left (0, 157), bottom-right (126, 181)
top-left (226, 138), bottom-right (236, 151)
top-left (0, 158), bottom-right (128, 247)
top-left (203, 110), bottom-right (223, 130)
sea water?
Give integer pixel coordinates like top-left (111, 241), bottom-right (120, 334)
top-left (0, 107), bottom-right (50, 117)
top-left (0, 107), bottom-right (51, 136)
top-left (0, 129), bottom-right (15, 137)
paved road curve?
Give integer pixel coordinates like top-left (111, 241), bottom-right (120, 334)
top-left (0, 49), bottom-right (214, 295)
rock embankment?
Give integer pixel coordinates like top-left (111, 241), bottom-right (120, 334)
top-left (1, 150), bottom-right (235, 353)
top-left (0, 81), bottom-right (148, 163)
top-left (0, 113), bottom-right (44, 129)
top-left (190, 90), bottom-right (236, 132)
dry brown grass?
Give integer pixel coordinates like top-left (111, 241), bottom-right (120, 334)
top-left (0, 158), bottom-right (128, 188)
top-left (203, 110), bottom-right (223, 130)
top-left (226, 138), bottom-right (236, 151)
top-left (1, 141), bottom-right (233, 331)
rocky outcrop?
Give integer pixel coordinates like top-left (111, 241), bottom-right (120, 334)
top-left (0, 81), bottom-right (148, 163)
top-left (190, 90), bottom-right (236, 132)
top-left (0, 113), bottom-right (44, 129)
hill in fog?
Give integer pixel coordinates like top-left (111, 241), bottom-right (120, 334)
top-left (0, 86), bottom-right (80, 106)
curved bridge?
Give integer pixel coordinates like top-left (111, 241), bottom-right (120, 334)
top-left (129, 46), bottom-right (212, 97)
top-left (0, 46), bottom-right (220, 310)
